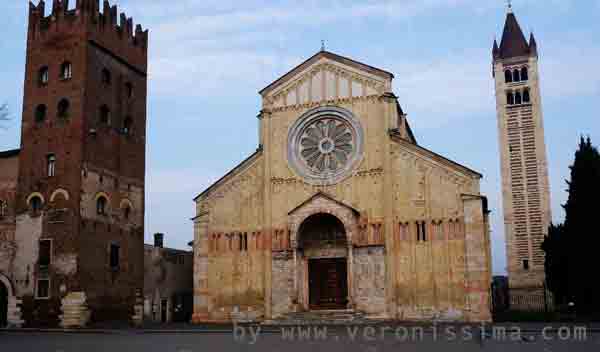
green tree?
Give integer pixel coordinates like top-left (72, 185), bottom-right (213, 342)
top-left (544, 137), bottom-right (600, 312)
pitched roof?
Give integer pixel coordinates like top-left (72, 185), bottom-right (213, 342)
top-left (260, 50), bottom-right (394, 96)
top-left (498, 12), bottom-right (531, 59)
top-left (288, 191), bottom-right (360, 216)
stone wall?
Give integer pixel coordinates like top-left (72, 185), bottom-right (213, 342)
top-left (271, 251), bottom-right (294, 318)
top-left (353, 246), bottom-right (386, 316)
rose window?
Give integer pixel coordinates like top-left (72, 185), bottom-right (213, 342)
top-left (300, 119), bottom-right (354, 173)
top-left (288, 107), bottom-right (364, 185)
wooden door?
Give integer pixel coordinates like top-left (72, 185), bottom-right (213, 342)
top-left (309, 258), bottom-right (348, 310)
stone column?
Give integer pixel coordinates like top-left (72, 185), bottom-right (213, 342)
top-left (59, 291), bottom-right (91, 328)
top-left (6, 296), bottom-right (24, 328)
top-left (131, 290), bottom-right (144, 327)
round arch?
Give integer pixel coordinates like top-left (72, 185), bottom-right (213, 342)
top-left (50, 188), bottom-right (70, 202)
top-left (26, 192), bottom-right (45, 206)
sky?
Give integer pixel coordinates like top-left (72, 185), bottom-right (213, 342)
top-left (0, 0), bottom-right (599, 275)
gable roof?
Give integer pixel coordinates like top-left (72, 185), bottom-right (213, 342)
top-left (288, 191), bottom-right (360, 216)
top-left (260, 50), bottom-right (394, 96)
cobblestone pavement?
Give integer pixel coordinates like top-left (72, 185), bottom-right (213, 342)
top-left (0, 326), bottom-right (598, 352)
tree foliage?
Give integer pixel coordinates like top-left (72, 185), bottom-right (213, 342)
top-left (543, 137), bottom-right (600, 312)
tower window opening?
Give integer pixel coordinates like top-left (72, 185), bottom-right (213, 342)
top-left (504, 70), bottom-right (513, 83)
top-left (35, 104), bottom-right (47, 123)
top-left (99, 105), bottom-right (111, 125)
top-left (515, 91), bottom-right (522, 105)
top-left (60, 61), bottom-right (72, 80)
top-left (124, 206), bottom-right (131, 220)
top-left (0, 199), bottom-right (7, 218)
top-left (39, 66), bottom-right (49, 86)
top-left (97, 196), bottom-right (108, 215)
top-left (512, 69), bottom-right (521, 82)
top-left (523, 89), bottom-right (531, 103)
top-left (57, 99), bottom-right (70, 119)
top-left (29, 196), bottom-right (43, 213)
top-left (39, 239), bottom-right (52, 267)
top-left (417, 221), bottom-right (427, 242)
top-left (47, 154), bottom-right (56, 177)
top-left (523, 259), bottom-right (530, 270)
top-left (521, 67), bottom-right (528, 81)
top-left (506, 92), bottom-right (515, 105)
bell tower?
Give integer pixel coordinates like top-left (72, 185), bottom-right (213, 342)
top-left (492, 5), bottom-right (552, 308)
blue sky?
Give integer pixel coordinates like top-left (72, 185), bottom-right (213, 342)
top-left (1, 0), bottom-right (599, 275)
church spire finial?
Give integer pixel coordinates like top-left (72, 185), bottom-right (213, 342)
top-left (321, 40), bottom-right (326, 52)
top-left (506, 0), bottom-right (513, 13)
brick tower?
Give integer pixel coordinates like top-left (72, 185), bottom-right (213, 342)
top-left (14, 0), bottom-right (148, 326)
top-left (492, 6), bottom-right (552, 309)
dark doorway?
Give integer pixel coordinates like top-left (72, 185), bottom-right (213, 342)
top-left (160, 299), bottom-right (168, 323)
top-left (309, 258), bottom-right (348, 310)
top-left (0, 281), bottom-right (8, 327)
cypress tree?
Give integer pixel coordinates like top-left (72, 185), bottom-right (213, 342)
top-left (559, 137), bottom-right (600, 312)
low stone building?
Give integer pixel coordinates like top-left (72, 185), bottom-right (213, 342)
top-left (144, 234), bottom-right (193, 323)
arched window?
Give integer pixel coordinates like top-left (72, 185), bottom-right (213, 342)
top-left (125, 82), bottom-right (133, 98)
top-left (60, 61), bottom-right (72, 80)
top-left (512, 69), bottom-right (521, 82)
top-left (521, 67), bottom-right (528, 81)
top-left (99, 105), bottom-right (111, 125)
top-left (57, 99), bottom-right (70, 119)
top-left (523, 89), bottom-right (531, 103)
top-left (101, 68), bottom-right (112, 85)
top-left (506, 92), bottom-right (515, 105)
top-left (515, 91), bottom-right (522, 105)
top-left (504, 70), bottom-right (513, 83)
top-left (39, 66), bottom-right (49, 86)
top-left (123, 116), bottom-right (133, 135)
top-left (30, 196), bottom-right (43, 213)
top-left (96, 196), bottom-right (108, 215)
top-left (35, 104), bottom-right (47, 123)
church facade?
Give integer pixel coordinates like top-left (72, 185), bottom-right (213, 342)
top-left (192, 51), bottom-right (492, 323)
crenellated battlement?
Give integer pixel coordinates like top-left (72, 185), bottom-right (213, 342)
top-left (28, 0), bottom-right (148, 52)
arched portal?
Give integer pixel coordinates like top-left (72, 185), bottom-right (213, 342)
top-left (298, 213), bottom-right (349, 310)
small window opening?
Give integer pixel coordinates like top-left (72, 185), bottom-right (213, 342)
top-left (504, 70), bottom-right (513, 83)
top-left (60, 62), bottom-right (72, 80)
top-left (507, 92), bottom-right (515, 105)
top-left (35, 104), bottom-right (47, 123)
top-left (125, 82), bottom-right (133, 98)
top-left (523, 259), bottom-right (530, 270)
top-left (123, 116), bottom-right (133, 135)
top-left (97, 196), bottom-right (107, 215)
top-left (521, 67), bottom-right (528, 81)
top-left (57, 99), bottom-right (70, 119)
top-left (39, 66), bottom-right (49, 86)
top-left (30, 196), bottom-right (43, 213)
top-left (523, 89), bottom-right (531, 103)
top-left (515, 91), bottom-right (522, 105)
top-left (47, 154), bottom-right (56, 177)
top-left (512, 69), bottom-right (521, 82)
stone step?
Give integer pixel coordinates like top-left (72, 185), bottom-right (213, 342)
top-left (271, 310), bottom-right (375, 325)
